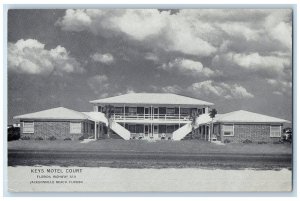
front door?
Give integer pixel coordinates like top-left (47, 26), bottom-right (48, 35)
top-left (145, 124), bottom-right (151, 139)
top-left (145, 107), bottom-right (150, 119)
top-left (153, 107), bottom-right (159, 119)
top-left (153, 124), bottom-right (159, 139)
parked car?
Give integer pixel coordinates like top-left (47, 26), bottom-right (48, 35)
top-left (7, 126), bottom-right (20, 141)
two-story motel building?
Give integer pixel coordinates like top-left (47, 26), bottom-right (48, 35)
top-left (14, 93), bottom-right (290, 143)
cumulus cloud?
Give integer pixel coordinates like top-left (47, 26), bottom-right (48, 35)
top-left (8, 39), bottom-right (83, 75)
top-left (87, 75), bottom-right (109, 95)
top-left (56, 9), bottom-right (217, 57)
top-left (161, 85), bottom-right (182, 94)
top-left (187, 80), bottom-right (254, 99)
top-left (144, 52), bottom-right (159, 62)
top-left (158, 58), bottom-right (218, 77)
top-left (91, 52), bottom-right (114, 64)
top-left (226, 52), bottom-right (290, 75)
top-left (266, 78), bottom-right (292, 95)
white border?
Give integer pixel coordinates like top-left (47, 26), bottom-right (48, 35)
top-left (1, 0), bottom-right (299, 199)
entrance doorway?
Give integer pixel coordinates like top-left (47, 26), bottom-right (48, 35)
top-left (145, 124), bottom-right (151, 138)
top-left (153, 124), bottom-right (159, 139)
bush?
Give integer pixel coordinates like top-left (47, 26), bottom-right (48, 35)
top-left (47, 136), bottom-right (57, 141)
top-left (20, 136), bottom-right (30, 140)
top-left (168, 137), bottom-right (172, 140)
top-left (132, 136), bottom-right (136, 140)
top-left (224, 139), bottom-right (231, 143)
top-left (273, 141), bottom-right (284, 144)
top-left (258, 141), bottom-right (267, 144)
top-left (64, 137), bottom-right (72, 141)
top-left (8, 127), bottom-right (20, 141)
top-left (242, 139), bottom-right (252, 144)
top-left (78, 135), bottom-right (85, 141)
top-left (35, 136), bottom-right (44, 140)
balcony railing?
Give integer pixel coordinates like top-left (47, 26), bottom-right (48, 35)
top-left (112, 113), bottom-right (191, 121)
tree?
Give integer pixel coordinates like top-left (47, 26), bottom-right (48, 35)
top-left (209, 108), bottom-right (217, 141)
top-left (190, 110), bottom-right (199, 139)
top-left (103, 105), bottom-right (114, 138)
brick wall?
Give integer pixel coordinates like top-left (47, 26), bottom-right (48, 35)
top-left (20, 120), bottom-right (95, 140)
top-left (220, 123), bottom-right (282, 143)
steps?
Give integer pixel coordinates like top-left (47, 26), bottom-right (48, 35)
top-left (172, 113), bottom-right (212, 141)
top-left (109, 120), bottom-right (131, 140)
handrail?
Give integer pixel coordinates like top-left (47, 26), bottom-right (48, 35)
top-left (112, 113), bottom-right (191, 121)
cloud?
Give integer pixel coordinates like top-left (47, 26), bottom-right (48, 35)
top-left (266, 78), bottom-right (292, 95)
top-left (187, 80), bottom-right (254, 99)
top-left (91, 52), bottom-right (114, 64)
top-left (8, 39), bottom-right (83, 75)
top-left (56, 9), bottom-right (217, 57)
top-left (158, 58), bottom-right (219, 77)
top-left (161, 85), bottom-right (182, 94)
top-left (226, 52), bottom-right (290, 75)
top-left (87, 75), bottom-right (109, 95)
top-left (144, 52), bottom-right (159, 62)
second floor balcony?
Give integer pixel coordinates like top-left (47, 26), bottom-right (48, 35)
top-left (112, 113), bottom-right (191, 122)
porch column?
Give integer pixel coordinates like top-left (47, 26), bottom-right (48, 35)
top-left (179, 106), bottom-right (181, 128)
top-left (208, 125), bottom-right (211, 142)
top-left (94, 121), bottom-right (97, 140)
top-left (123, 104), bottom-right (126, 120)
top-left (204, 126), bottom-right (207, 141)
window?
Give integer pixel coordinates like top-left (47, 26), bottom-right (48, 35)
top-left (23, 122), bottom-right (34, 133)
top-left (159, 125), bottom-right (167, 133)
top-left (136, 125), bottom-right (144, 133)
top-left (223, 124), bottom-right (234, 136)
top-left (114, 107), bottom-right (123, 114)
top-left (70, 122), bottom-right (82, 134)
top-left (166, 108), bottom-right (175, 114)
top-left (167, 125), bottom-right (175, 133)
top-left (128, 107), bottom-right (137, 114)
top-left (129, 124), bottom-right (136, 133)
top-left (180, 108), bottom-right (189, 115)
top-left (202, 108), bottom-right (206, 114)
top-left (98, 106), bottom-right (102, 112)
top-left (270, 125), bottom-right (281, 137)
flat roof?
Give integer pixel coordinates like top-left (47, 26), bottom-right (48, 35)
top-left (90, 93), bottom-right (214, 106)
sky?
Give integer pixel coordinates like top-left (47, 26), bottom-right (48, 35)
top-left (7, 9), bottom-right (293, 124)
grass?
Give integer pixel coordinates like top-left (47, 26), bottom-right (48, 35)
top-left (8, 139), bottom-right (292, 155)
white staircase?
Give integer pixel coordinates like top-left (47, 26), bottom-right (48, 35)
top-left (172, 113), bottom-right (212, 141)
top-left (110, 120), bottom-right (131, 140)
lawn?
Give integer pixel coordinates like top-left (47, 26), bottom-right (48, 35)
top-left (8, 139), bottom-right (292, 155)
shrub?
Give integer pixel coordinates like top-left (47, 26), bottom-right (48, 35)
top-left (273, 141), bottom-right (284, 144)
top-left (35, 136), bottom-right (44, 140)
top-left (64, 137), bottom-right (72, 141)
top-left (242, 139), bottom-right (252, 144)
top-left (78, 135), bottom-right (85, 141)
top-left (168, 137), bottom-right (172, 140)
top-left (224, 139), bottom-right (231, 143)
top-left (258, 141), bottom-right (267, 144)
top-left (47, 136), bottom-right (57, 141)
top-left (21, 136), bottom-right (30, 140)
top-left (132, 136), bottom-right (136, 140)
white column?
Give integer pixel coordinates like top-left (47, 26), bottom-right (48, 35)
top-left (179, 106), bottom-right (181, 121)
top-left (94, 122), bottom-right (97, 140)
top-left (123, 104), bottom-right (125, 120)
top-left (208, 125), bottom-right (211, 142)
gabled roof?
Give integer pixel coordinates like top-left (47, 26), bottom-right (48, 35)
top-left (214, 110), bottom-right (290, 123)
top-left (90, 93), bottom-right (214, 106)
top-left (14, 107), bottom-right (89, 120)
